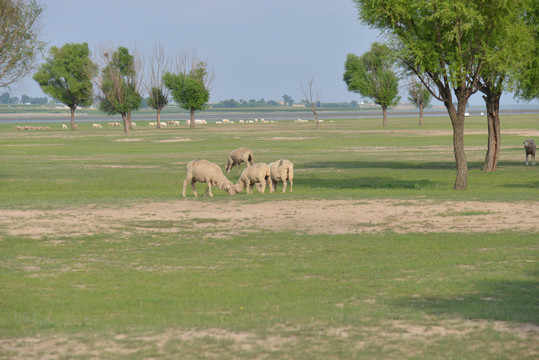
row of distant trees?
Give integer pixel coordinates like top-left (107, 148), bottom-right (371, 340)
top-left (0, 92), bottom-right (49, 104)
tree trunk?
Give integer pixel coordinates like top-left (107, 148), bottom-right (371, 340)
top-left (382, 106), bottom-right (387, 127)
top-left (313, 108), bottom-right (319, 130)
top-left (122, 113), bottom-right (130, 133)
top-left (127, 111), bottom-right (132, 131)
top-left (70, 107), bottom-right (75, 130)
top-left (445, 100), bottom-right (468, 190)
top-left (157, 108), bottom-right (161, 129)
top-left (190, 108), bottom-right (195, 129)
top-left (481, 88), bottom-right (501, 172)
top-left (419, 105), bottom-right (424, 127)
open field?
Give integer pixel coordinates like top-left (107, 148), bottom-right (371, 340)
top-left (0, 114), bottom-right (538, 358)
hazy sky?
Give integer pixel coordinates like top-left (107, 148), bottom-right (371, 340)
top-left (14, 0), bottom-right (535, 106)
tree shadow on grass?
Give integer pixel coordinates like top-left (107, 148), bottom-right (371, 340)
top-left (303, 160), bottom-right (455, 171)
top-left (393, 276), bottom-right (539, 324)
top-left (302, 176), bottom-right (435, 190)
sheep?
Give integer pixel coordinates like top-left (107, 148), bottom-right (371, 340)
top-left (234, 163), bottom-right (273, 194)
top-left (93, 123), bottom-right (102, 128)
top-left (225, 147), bottom-right (254, 173)
top-left (268, 159), bottom-right (294, 193)
top-left (523, 139), bottom-right (536, 166)
top-left (173, 120), bottom-right (180, 126)
top-left (62, 124), bottom-right (68, 129)
top-left (222, 118), bottom-right (231, 124)
top-left (182, 159), bottom-right (236, 197)
top-left (194, 119), bottom-right (207, 124)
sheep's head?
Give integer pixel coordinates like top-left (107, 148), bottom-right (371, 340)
top-left (224, 182), bottom-right (237, 195)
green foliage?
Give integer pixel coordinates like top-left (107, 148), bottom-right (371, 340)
top-left (147, 86), bottom-right (168, 111)
top-left (343, 42), bottom-right (400, 109)
top-left (163, 64), bottom-right (209, 112)
top-left (408, 80), bottom-right (432, 109)
top-left (0, 0), bottom-right (45, 88)
top-left (98, 47), bottom-right (142, 116)
top-left (32, 42), bottom-right (97, 110)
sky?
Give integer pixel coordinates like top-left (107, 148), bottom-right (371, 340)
top-left (12, 0), bottom-right (536, 106)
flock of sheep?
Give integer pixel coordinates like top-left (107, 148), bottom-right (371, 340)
top-left (182, 147), bottom-right (294, 197)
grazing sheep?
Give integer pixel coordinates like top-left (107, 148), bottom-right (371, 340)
top-left (62, 124), bottom-right (68, 129)
top-left (93, 123), bottom-right (102, 128)
top-left (222, 118), bottom-right (231, 124)
top-left (523, 139), bottom-right (536, 166)
top-left (235, 163), bottom-right (273, 194)
top-left (182, 159), bottom-right (236, 197)
top-left (268, 159), bottom-right (294, 193)
top-left (225, 147), bottom-right (254, 173)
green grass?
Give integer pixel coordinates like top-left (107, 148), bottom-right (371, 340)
top-left (0, 113), bottom-right (537, 358)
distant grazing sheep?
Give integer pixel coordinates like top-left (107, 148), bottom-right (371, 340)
top-left (62, 124), bottom-right (68, 129)
top-left (523, 139), bottom-right (536, 166)
top-left (182, 159), bottom-right (236, 197)
top-left (93, 123), bottom-right (102, 128)
top-left (225, 147), bottom-right (254, 173)
top-left (234, 163), bottom-right (273, 194)
top-left (268, 159), bottom-right (294, 193)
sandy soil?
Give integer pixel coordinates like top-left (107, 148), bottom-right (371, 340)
top-left (1, 199), bottom-right (537, 239)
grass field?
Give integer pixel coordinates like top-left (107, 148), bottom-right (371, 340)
top-left (0, 113), bottom-right (538, 359)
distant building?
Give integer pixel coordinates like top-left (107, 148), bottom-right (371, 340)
top-left (292, 104), bottom-right (306, 108)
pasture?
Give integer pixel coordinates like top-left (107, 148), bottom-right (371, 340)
top-left (0, 114), bottom-right (538, 359)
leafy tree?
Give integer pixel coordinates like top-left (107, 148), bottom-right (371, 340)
top-left (0, 0), bottom-right (45, 88)
top-left (407, 77), bottom-right (432, 126)
top-left (343, 42), bottom-right (400, 127)
top-left (96, 46), bottom-right (142, 133)
top-left (33, 42), bottom-right (97, 130)
top-left (163, 62), bottom-right (209, 129)
top-left (353, 0), bottom-right (532, 189)
top-left (511, 1), bottom-right (539, 102)
top-left (282, 94), bottom-right (293, 106)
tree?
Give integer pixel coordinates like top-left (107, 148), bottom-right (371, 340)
top-left (145, 45), bottom-right (170, 129)
top-left (282, 94), bottom-right (293, 106)
top-left (299, 74), bottom-right (321, 130)
top-left (0, 0), bottom-right (44, 88)
top-left (95, 46), bottom-right (142, 133)
top-left (33, 42), bottom-right (97, 130)
top-left (163, 50), bottom-right (212, 129)
top-left (512, 1), bottom-right (539, 102)
top-left (407, 76), bottom-right (432, 126)
top-left (343, 42), bottom-right (400, 127)
top-left (353, 0), bottom-right (532, 189)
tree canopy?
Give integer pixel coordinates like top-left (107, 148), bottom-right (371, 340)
top-left (163, 62), bottom-right (209, 128)
top-left (343, 42), bottom-right (400, 127)
top-left (96, 46), bottom-right (142, 132)
top-left (33, 42), bottom-right (97, 129)
top-left (0, 0), bottom-right (45, 88)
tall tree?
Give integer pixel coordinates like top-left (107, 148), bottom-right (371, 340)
top-left (343, 42), bottom-right (400, 127)
top-left (299, 74), bottom-right (321, 130)
top-left (145, 45), bottom-right (170, 129)
top-left (407, 76), bottom-right (432, 126)
top-left (353, 0), bottom-right (531, 190)
top-left (163, 50), bottom-right (212, 129)
top-left (33, 42), bottom-right (97, 130)
top-left (0, 0), bottom-right (44, 88)
top-left (95, 46), bottom-right (142, 133)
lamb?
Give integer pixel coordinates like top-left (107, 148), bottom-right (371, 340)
top-left (268, 159), bottom-right (294, 193)
top-left (523, 139), bottom-right (536, 166)
top-left (234, 163), bottom-right (273, 194)
top-left (225, 147), bottom-right (254, 173)
top-left (182, 159), bottom-right (236, 197)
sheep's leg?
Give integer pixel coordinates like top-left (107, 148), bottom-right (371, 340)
top-left (526, 154), bottom-right (530, 166)
top-left (205, 179), bottom-right (213, 197)
top-left (246, 179), bottom-right (251, 194)
top-left (282, 180), bottom-right (287, 193)
top-left (191, 180), bottom-right (198, 197)
top-left (289, 179), bottom-right (293, 192)
top-left (182, 177), bottom-right (190, 197)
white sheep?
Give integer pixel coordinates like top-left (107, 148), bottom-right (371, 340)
top-left (268, 159), bottom-right (294, 193)
top-left (225, 147), bottom-right (254, 173)
top-left (62, 124), bottom-right (68, 129)
top-left (182, 159), bottom-right (237, 197)
top-left (93, 123), bottom-right (102, 128)
top-left (524, 139), bottom-right (536, 166)
top-left (234, 163), bottom-right (273, 194)
top-left (222, 118), bottom-right (231, 124)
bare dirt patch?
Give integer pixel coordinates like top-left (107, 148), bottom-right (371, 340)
top-left (1, 199), bottom-right (537, 239)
